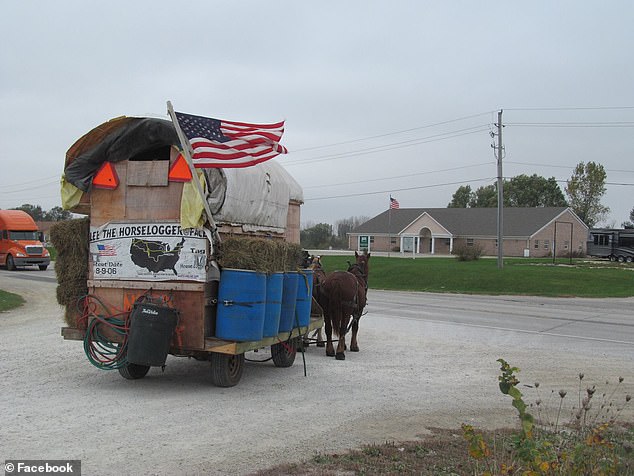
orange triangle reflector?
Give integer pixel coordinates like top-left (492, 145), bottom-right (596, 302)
top-left (168, 154), bottom-right (193, 182)
top-left (92, 162), bottom-right (119, 190)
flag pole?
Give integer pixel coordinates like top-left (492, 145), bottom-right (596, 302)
top-left (167, 100), bottom-right (221, 243)
top-left (388, 195), bottom-right (392, 258)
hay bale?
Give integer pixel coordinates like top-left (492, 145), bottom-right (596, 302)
top-left (217, 237), bottom-right (305, 273)
top-left (50, 218), bottom-right (89, 326)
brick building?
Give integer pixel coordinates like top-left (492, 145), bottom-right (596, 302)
top-left (348, 207), bottom-right (588, 258)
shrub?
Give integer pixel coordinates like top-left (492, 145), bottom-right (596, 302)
top-left (453, 244), bottom-right (483, 261)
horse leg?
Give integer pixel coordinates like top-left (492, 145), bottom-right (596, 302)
top-left (335, 315), bottom-right (349, 360)
top-left (316, 327), bottom-right (325, 347)
top-left (350, 315), bottom-right (360, 352)
top-left (324, 315), bottom-right (335, 357)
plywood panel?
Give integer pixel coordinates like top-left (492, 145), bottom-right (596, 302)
top-left (127, 161), bottom-right (169, 186)
top-left (91, 161), bottom-right (128, 225)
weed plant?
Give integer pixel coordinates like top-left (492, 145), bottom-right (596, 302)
top-left (463, 359), bottom-right (632, 475)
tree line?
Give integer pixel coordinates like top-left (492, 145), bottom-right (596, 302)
top-left (4, 204), bottom-right (73, 221)
top-left (301, 216), bottom-right (369, 249)
top-left (447, 161), bottom-right (629, 229)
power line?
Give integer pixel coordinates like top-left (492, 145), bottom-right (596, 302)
top-left (504, 106), bottom-right (634, 112)
top-left (305, 177), bottom-right (495, 201)
top-left (506, 161), bottom-right (634, 174)
top-left (290, 110), bottom-right (495, 153)
top-left (0, 176), bottom-right (59, 192)
top-left (506, 121), bottom-right (634, 128)
top-left (303, 162), bottom-right (493, 189)
top-left (284, 125), bottom-right (491, 166)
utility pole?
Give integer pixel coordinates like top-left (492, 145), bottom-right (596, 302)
top-left (496, 110), bottom-right (504, 269)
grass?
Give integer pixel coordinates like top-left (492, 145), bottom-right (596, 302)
top-left (0, 289), bottom-right (25, 312)
top-left (320, 255), bottom-right (634, 297)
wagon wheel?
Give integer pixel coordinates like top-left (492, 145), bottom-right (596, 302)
top-left (118, 362), bottom-right (150, 380)
top-left (271, 338), bottom-right (298, 368)
top-left (210, 352), bottom-right (244, 387)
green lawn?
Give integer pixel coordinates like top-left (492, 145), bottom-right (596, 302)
top-left (320, 255), bottom-right (634, 297)
top-left (0, 289), bottom-right (25, 312)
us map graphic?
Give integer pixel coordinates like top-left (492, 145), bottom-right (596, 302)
top-left (129, 237), bottom-right (186, 275)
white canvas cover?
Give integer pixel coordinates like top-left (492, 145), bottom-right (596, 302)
top-left (204, 160), bottom-right (303, 234)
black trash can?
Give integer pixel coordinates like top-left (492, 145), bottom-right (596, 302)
top-left (127, 301), bottom-right (179, 367)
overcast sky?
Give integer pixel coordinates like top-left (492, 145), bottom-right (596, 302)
top-left (2, 1), bottom-right (633, 228)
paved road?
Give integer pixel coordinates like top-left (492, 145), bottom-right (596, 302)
top-left (1, 269), bottom-right (632, 475)
top-left (370, 290), bottom-right (634, 349)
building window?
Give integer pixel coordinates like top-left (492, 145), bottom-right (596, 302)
top-left (370, 236), bottom-right (374, 244)
top-left (534, 240), bottom-right (539, 249)
top-left (466, 238), bottom-right (474, 247)
top-left (444, 238), bottom-right (451, 245)
top-left (593, 234), bottom-right (610, 246)
top-left (391, 238), bottom-right (397, 244)
top-left (544, 240), bottom-right (549, 250)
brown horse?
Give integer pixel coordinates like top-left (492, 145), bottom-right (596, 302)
top-left (320, 252), bottom-right (370, 360)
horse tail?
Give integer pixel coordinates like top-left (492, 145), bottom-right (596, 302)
top-left (327, 281), bottom-right (344, 337)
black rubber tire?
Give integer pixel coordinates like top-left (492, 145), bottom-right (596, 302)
top-left (210, 352), bottom-right (244, 387)
top-left (118, 363), bottom-right (150, 380)
top-left (626, 256), bottom-right (633, 263)
top-left (6, 255), bottom-right (16, 271)
top-left (38, 264), bottom-right (48, 271)
top-left (271, 338), bottom-right (298, 368)
top-left (618, 256), bottom-right (625, 263)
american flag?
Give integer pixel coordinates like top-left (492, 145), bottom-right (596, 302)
top-left (174, 111), bottom-right (288, 168)
top-left (390, 196), bottom-right (400, 210)
top-left (97, 244), bottom-right (117, 256)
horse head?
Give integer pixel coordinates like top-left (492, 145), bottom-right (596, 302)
top-left (349, 251), bottom-right (370, 286)
top-left (309, 255), bottom-right (323, 270)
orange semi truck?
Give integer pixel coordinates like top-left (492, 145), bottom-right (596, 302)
top-left (0, 210), bottom-right (51, 271)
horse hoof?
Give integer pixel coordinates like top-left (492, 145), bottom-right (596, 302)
top-left (350, 347), bottom-right (359, 352)
top-left (335, 353), bottom-right (346, 360)
top-left (326, 350), bottom-right (335, 357)
top-left (316, 342), bottom-right (325, 348)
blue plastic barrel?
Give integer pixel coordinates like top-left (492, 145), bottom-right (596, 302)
top-left (295, 269), bottom-right (314, 328)
top-left (278, 272), bottom-right (299, 332)
top-left (263, 272), bottom-right (283, 337)
top-left (216, 269), bottom-right (266, 341)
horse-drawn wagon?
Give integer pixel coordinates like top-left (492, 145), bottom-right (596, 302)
top-left (54, 112), bottom-right (323, 387)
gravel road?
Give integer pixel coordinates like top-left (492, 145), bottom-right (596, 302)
top-left (1, 271), bottom-right (632, 475)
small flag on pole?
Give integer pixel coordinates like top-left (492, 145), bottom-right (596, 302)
top-left (172, 111), bottom-right (288, 168)
top-left (390, 196), bottom-right (400, 209)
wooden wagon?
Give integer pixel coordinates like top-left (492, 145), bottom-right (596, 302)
top-left (58, 116), bottom-right (322, 387)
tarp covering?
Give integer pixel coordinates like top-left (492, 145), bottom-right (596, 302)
top-left (204, 161), bottom-right (303, 233)
top-left (62, 116), bottom-right (302, 233)
top-left (64, 117), bottom-right (179, 192)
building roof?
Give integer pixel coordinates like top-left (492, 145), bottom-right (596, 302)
top-left (351, 207), bottom-right (580, 237)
